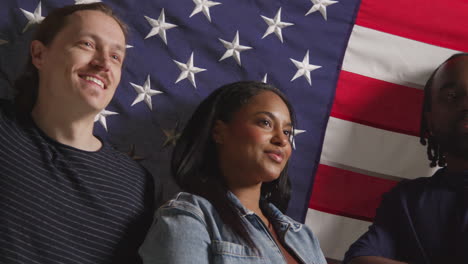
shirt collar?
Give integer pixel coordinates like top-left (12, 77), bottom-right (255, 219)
top-left (226, 191), bottom-right (302, 231)
top-left (441, 167), bottom-right (468, 189)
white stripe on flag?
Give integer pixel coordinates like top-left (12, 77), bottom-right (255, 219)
top-left (306, 209), bottom-right (371, 261)
top-left (320, 117), bottom-right (437, 180)
top-left (342, 25), bottom-right (460, 89)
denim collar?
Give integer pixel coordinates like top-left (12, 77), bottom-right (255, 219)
top-left (226, 191), bottom-right (254, 216)
top-left (226, 191), bottom-right (302, 232)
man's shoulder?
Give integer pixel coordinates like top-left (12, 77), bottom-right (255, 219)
top-left (99, 143), bottom-right (152, 178)
top-left (101, 143), bottom-right (143, 164)
top-left (0, 99), bottom-right (29, 134)
top-left (395, 170), bottom-right (442, 190)
top-left (385, 170), bottom-right (444, 200)
top-left (0, 99), bottom-right (16, 120)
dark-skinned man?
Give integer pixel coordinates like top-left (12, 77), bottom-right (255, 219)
top-left (344, 53), bottom-right (468, 264)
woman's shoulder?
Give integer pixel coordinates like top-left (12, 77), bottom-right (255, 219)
top-left (165, 192), bottom-right (213, 207)
top-left (158, 192), bottom-right (217, 221)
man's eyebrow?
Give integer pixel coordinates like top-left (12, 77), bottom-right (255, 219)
top-left (439, 82), bottom-right (457, 91)
top-left (112, 43), bottom-right (126, 53)
top-left (82, 33), bottom-right (126, 53)
top-left (255, 111), bottom-right (292, 127)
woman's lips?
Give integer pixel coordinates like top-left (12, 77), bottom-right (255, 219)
top-left (265, 151), bottom-right (284, 163)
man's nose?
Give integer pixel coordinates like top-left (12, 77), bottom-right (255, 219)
top-left (91, 52), bottom-right (110, 72)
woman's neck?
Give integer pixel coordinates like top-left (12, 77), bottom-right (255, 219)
top-left (229, 183), bottom-right (270, 226)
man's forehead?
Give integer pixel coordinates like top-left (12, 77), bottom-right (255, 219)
top-left (62, 10), bottom-right (126, 47)
top-left (66, 10), bottom-right (119, 29)
top-left (433, 56), bottom-right (468, 87)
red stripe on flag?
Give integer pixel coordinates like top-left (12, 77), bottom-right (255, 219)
top-left (309, 164), bottom-right (398, 222)
top-left (356, 0), bottom-right (468, 52)
top-left (331, 71), bottom-right (423, 136)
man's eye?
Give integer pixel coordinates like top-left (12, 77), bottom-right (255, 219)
top-left (283, 130), bottom-right (292, 136)
top-left (81, 41), bottom-right (93, 48)
top-left (447, 91), bottom-right (457, 101)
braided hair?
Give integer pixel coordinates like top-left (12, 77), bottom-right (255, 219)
top-left (419, 53), bottom-right (468, 167)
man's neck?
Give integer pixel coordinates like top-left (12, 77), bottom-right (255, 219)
top-left (31, 101), bottom-right (101, 151)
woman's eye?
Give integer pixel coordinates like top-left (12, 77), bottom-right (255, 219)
top-left (283, 130), bottom-right (292, 136)
top-left (259, 119), bottom-right (271, 127)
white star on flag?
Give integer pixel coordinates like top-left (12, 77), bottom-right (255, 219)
top-left (144, 9), bottom-right (178, 45)
top-left (20, 2), bottom-right (45, 33)
top-left (75, 0), bottom-right (101, 4)
top-left (0, 40), bottom-right (8, 45)
top-left (290, 50), bottom-right (321, 86)
top-left (173, 52), bottom-right (206, 88)
top-left (291, 129), bottom-right (306, 150)
top-left (261, 8), bottom-right (294, 43)
top-left (126, 45), bottom-right (134, 49)
top-left (130, 75), bottom-right (163, 110)
top-left (219, 31), bottom-right (253, 66)
top-left (190, 0), bottom-right (221, 22)
top-left (262, 73), bottom-right (268, 83)
top-left (306, 0), bottom-right (338, 21)
top-left (94, 109), bottom-right (118, 131)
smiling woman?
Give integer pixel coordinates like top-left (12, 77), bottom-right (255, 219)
top-left (139, 81), bottom-right (327, 264)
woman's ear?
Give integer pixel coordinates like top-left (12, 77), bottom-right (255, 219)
top-left (212, 120), bottom-right (227, 144)
top-left (30, 40), bottom-right (47, 70)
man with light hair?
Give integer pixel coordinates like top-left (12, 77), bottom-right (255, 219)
top-left (0, 3), bottom-right (158, 264)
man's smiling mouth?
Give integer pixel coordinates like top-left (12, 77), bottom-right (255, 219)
top-left (80, 75), bottom-right (105, 89)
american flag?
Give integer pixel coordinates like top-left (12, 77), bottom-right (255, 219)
top-left (0, 0), bottom-right (465, 263)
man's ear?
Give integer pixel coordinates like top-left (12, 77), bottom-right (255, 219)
top-left (212, 120), bottom-right (227, 144)
top-left (30, 40), bottom-right (47, 70)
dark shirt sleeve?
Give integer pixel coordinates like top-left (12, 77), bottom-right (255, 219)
top-left (343, 185), bottom-right (404, 263)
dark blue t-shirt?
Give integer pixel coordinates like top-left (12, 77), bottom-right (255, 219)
top-left (0, 100), bottom-right (156, 264)
top-left (344, 168), bottom-right (468, 264)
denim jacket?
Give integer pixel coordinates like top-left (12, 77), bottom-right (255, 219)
top-left (139, 192), bottom-right (326, 264)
